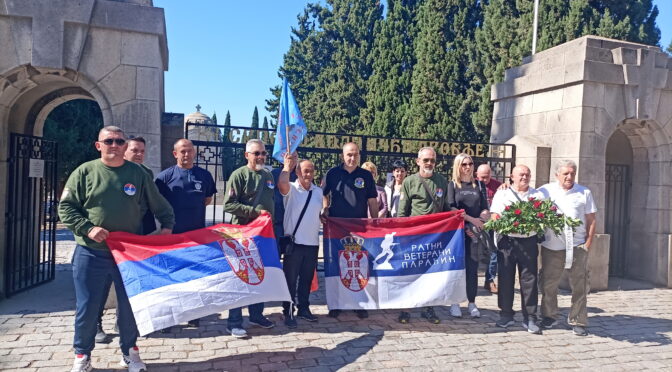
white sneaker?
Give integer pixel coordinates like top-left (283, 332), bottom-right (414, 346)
top-left (450, 304), bottom-right (462, 318)
top-left (120, 346), bottom-right (147, 372)
top-left (226, 327), bottom-right (248, 338)
top-left (71, 354), bottom-right (92, 372)
top-left (468, 303), bottom-right (481, 318)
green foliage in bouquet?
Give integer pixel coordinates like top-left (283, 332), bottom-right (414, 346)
top-left (484, 197), bottom-right (582, 237)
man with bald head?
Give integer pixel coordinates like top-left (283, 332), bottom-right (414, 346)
top-left (322, 142), bottom-right (378, 318)
top-left (155, 138), bottom-right (216, 330)
top-left (59, 126), bottom-right (175, 372)
top-left (490, 165), bottom-right (544, 334)
top-left (476, 164), bottom-right (502, 294)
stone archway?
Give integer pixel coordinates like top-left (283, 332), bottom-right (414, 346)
top-left (490, 35), bottom-right (672, 288)
top-left (0, 0), bottom-right (168, 297)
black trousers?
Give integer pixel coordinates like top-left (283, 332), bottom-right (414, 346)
top-left (464, 236), bottom-right (480, 303)
top-left (282, 243), bottom-right (319, 314)
top-left (497, 236), bottom-right (539, 321)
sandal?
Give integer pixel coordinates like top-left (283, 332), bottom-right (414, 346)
top-left (398, 311), bottom-right (410, 324)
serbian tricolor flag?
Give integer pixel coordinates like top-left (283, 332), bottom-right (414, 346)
top-left (323, 211), bottom-right (467, 310)
top-left (106, 214), bottom-right (290, 335)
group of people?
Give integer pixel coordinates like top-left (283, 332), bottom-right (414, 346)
top-left (59, 127), bottom-right (597, 372)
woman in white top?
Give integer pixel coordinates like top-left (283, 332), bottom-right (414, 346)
top-left (384, 159), bottom-right (407, 218)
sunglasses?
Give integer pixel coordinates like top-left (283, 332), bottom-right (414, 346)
top-left (248, 150), bottom-right (268, 156)
top-left (421, 158), bottom-right (436, 164)
top-left (461, 162), bottom-right (474, 167)
top-left (99, 138), bottom-right (126, 146)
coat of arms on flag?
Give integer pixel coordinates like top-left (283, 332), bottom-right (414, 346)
top-left (324, 211), bottom-right (467, 310)
top-left (106, 214), bottom-right (290, 335)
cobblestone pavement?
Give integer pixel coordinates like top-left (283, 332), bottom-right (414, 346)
top-left (1, 230), bottom-right (671, 371)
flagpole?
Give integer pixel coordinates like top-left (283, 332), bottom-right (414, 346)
top-left (286, 122), bottom-right (291, 155)
top-left (532, 0), bottom-right (539, 55)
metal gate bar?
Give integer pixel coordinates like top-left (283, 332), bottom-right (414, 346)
top-left (604, 164), bottom-right (630, 277)
top-left (5, 134), bottom-right (58, 296)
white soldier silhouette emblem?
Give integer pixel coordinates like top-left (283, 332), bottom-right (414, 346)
top-left (373, 232), bottom-right (397, 270)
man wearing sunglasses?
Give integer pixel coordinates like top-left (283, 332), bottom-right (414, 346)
top-left (223, 139), bottom-right (277, 338)
top-left (397, 146), bottom-right (451, 324)
top-left (154, 138), bottom-right (217, 331)
top-left (59, 126), bottom-right (175, 372)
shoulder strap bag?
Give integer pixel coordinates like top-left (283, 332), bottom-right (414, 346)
top-left (418, 176), bottom-right (440, 213)
top-left (279, 189), bottom-right (313, 257)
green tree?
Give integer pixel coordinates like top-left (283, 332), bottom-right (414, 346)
top-left (361, 0), bottom-right (420, 138)
top-left (262, 116), bottom-right (269, 129)
top-left (667, 39), bottom-right (672, 54)
top-left (224, 110), bottom-right (231, 127)
top-left (251, 106), bottom-right (259, 128)
top-left (42, 99), bottom-right (103, 187)
top-left (212, 111), bottom-right (218, 124)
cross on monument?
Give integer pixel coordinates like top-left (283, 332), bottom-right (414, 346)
top-left (196, 104), bottom-right (202, 112)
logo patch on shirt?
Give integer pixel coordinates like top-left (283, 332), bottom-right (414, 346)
top-left (266, 180), bottom-right (275, 189)
top-left (194, 181), bottom-right (202, 191)
top-left (435, 188), bottom-right (444, 198)
top-left (123, 183), bottom-right (137, 196)
top-left (354, 177), bottom-right (365, 189)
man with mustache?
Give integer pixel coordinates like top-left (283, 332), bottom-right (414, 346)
top-left (223, 139), bottom-right (276, 338)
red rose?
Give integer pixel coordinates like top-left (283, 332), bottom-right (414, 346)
top-left (550, 205), bottom-right (558, 211)
top-left (513, 221), bottom-right (520, 227)
top-left (537, 212), bottom-right (545, 218)
top-left (505, 206), bottom-right (511, 211)
top-left (533, 201), bottom-right (542, 209)
top-left (528, 197), bottom-right (535, 201)
top-left (514, 209), bottom-right (522, 215)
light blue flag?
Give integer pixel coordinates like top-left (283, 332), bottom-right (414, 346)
top-left (273, 78), bottom-right (307, 163)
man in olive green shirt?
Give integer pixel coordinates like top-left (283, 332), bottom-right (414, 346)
top-left (222, 139), bottom-right (276, 338)
top-left (397, 146), bottom-right (450, 325)
top-left (59, 126), bottom-right (174, 372)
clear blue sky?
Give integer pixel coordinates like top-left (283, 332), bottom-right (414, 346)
top-left (156, 0), bottom-right (672, 126)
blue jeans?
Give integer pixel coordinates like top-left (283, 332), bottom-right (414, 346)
top-left (227, 303), bottom-right (265, 329)
top-left (486, 251), bottom-right (498, 283)
top-left (72, 245), bottom-right (138, 356)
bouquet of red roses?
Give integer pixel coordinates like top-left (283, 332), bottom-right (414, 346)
top-left (483, 196), bottom-right (581, 237)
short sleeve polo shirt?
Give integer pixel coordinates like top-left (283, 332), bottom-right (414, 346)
top-left (323, 164), bottom-right (377, 218)
top-left (155, 165), bottom-right (216, 233)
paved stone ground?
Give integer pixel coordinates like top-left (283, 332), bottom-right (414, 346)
top-left (1, 229), bottom-right (671, 371)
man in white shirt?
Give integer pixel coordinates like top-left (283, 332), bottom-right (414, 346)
top-left (277, 153), bottom-right (323, 328)
top-left (490, 165), bottom-right (544, 334)
top-left (538, 160), bottom-right (597, 336)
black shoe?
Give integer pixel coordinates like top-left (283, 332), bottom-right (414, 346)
top-left (540, 317), bottom-right (557, 329)
top-left (328, 310), bottom-right (341, 318)
top-left (496, 317), bottom-right (515, 328)
top-left (421, 307), bottom-right (440, 324)
top-left (95, 323), bottom-right (108, 343)
top-left (398, 311), bottom-right (411, 324)
top-left (284, 314), bottom-right (298, 329)
top-left (297, 309), bottom-right (318, 322)
top-left (187, 319), bottom-right (200, 328)
top-left (248, 316), bottom-right (276, 329)
top-left (355, 310), bottom-right (369, 319)
top-left (572, 326), bottom-right (588, 336)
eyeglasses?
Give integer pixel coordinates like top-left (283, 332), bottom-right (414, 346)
top-left (248, 150), bottom-right (268, 157)
top-left (99, 138), bottom-right (126, 146)
top-left (461, 162), bottom-right (474, 167)
top-left (421, 158), bottom-right (436, 164)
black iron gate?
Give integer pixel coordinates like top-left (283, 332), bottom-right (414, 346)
top-left (604, 164), bottom-right (630, 277)
top-left (5, 134), bottom-right (58, 296)
top-left (185, 124), bottom-right (516, 224)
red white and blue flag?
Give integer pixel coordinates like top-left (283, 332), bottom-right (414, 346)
top-left (324, 211), bottom-right (467, 310)
top-left (106, 214), bottom-right (290, 335)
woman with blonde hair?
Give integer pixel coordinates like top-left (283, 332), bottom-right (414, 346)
top-left (361, 161), bottom-right (388, 218)
top-left (446, 153), bottom-right (490, 318)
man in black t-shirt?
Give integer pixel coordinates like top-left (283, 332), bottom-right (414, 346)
top-left (321, 142), bottom-right (378, 319)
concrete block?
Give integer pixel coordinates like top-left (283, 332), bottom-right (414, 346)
top-left (99, 65), bottom-right (136, 105)
top-left (493, 98), bottom-right (513, 120)
top-left (552, 132), bottom-right (583, 157)
top-left (562, 84), bottom-right (583, 109)
top-left (62, 23), bottom-right (89, 71)
top-left (564, 61), bottom-right (585, 85)
top-left (611, 47), bottom-right (638, 65)
top-left (0, 17), bottom-right (19, 74)
top-left (514, 112), bottom-right (547, 135)
top-left (532, 89), bottom-right (564, 114)
top-left (489, 117), bottom-right (514, 143)
top-left (121, 32), bottom-right (162, 68)
top-left (584, 61), bottom-right (625, 85)
top-left (79, 28), bottom-right (122, 82)
top-left (582, 82), bottom-right (605, 108)
top-left (512, 94), bottom-right (534, 117)
top-left (622, 64), bottom-right (640, 86)
top-left (135, 67), bottom-right (160, 101)
top-left (491, 81), bottom-right (514, 101)
top-left (656, 91), bottom-right (672, 128)
top-left (585, 46), bottom-right (613, 63)
top-left (8, 16), bottom-right (32, 66)
top-left (546, 107), bottom-right (583, 133)
top-left (111, 100), bottom-right (161, 135)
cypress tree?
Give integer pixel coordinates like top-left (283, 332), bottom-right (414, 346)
top-left (212, 111), bottom-right (218, 124)
top-left (361, 0), bottom-right (420, 138)
top-left (224, 110), bottom-right (231, 127)
top-left (263, 116), bottom-right (269, 129)
top-left (251, 106), bottom-right (259, 128)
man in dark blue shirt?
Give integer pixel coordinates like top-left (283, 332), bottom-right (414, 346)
top-left (155, 138), bottom-right (216, 330)
top-left (321, 142), bottom-right (378, 319)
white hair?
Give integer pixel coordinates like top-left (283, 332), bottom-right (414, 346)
top-left (555, 159), bottom-right (577, 174)
top-left (245, 139), bottom-right (265, 152)
top-left (417, 146), bottom-right (436, 158)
